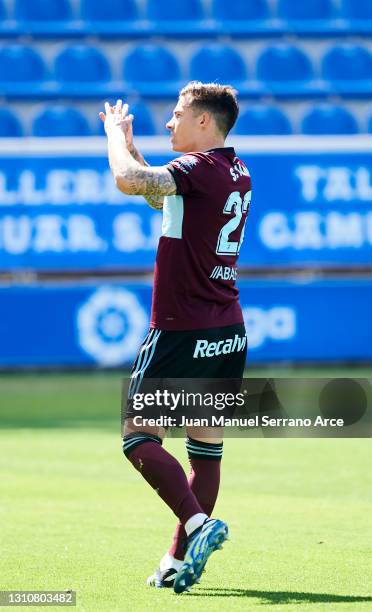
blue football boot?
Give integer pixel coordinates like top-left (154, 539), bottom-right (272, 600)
top-left (173, 518), bottom-right (228, 594)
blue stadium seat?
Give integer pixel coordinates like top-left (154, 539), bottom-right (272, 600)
top-left (257, 45), bottom-right (313, 81)
top-left (342, 0), bottom-right (372, 19)
top-left (368, 115), bottom-right (372, 134)
top-left (55, 46), bottom-right (111, 82)
top-left (32, 106), bottom-right (91, 136)
top-left (301, 105), bottom-right (358, 134)
top-left (147, 0), bottom-right (204, 20)
top-left (0, 0), bottom-right (6, 19)
top-left (124, 46), bottom-right (180, 83)
top-left (234, 106), bottom-right (292, 135)
top-left (97, 102), bottom-right (156, 135)
top-left (128, 102), bottom-right (156, 135)
top-left (81, 0), bottom-right (138, 21)
top-left (0, 109), bottom-right (23, 136)
top-left (190, 45), bottom-right (247, 83)
top-left (15, 0), bottom-right (72, 20)
top-left (322, 45), bottom-right (372, 81)
top-left (212, 0), bottom-right (269, 20)
top-left (278, 0), bottom-right (334, 19)
top-left (0, 46), bottom-right (46, 82)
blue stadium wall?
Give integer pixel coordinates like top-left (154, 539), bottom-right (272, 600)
top-left (0, 135), bottom-right (371, 367)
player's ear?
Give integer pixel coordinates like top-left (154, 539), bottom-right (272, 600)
top-left (199, 111), bottom-right (211, 128)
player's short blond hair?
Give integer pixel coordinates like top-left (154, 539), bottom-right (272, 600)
top-left (180, 81), bottom-right (239, 137)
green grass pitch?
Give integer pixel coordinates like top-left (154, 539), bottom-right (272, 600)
top-left (1, 370), bottom-right (372, 611)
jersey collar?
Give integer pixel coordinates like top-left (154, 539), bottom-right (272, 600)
top-left (205, 147), bottom-right (235, 156)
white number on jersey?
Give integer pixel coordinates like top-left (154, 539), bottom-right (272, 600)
top-left (216, 191), bottom-right (251, 256)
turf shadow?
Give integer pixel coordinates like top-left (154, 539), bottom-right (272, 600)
top-left (187, 588), bottom-right (372, 604)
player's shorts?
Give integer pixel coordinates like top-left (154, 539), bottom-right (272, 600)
top-left (126, 322), bottom-right (247, 413)
top-left (131, 323), bottom-right (246, 380)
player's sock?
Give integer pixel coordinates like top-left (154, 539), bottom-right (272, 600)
top-left (169, 437), bottom-right (223, 560)
top-left (147, 551), bottom-right (183, 588)
top-left (184, 513), bottom-right (209, 536)
top-left (160, 552), bottom-right (183, 573)
top-left (123, 433), bottom-right (206, 525)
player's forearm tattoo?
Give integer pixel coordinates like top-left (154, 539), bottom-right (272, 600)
top-left (143, 195), bottom-right (164, 210)
top-left (107, 128), bottom-right (176, 202)
top-left (129, 146), bottom-right (165, 210)
top-left (129, 145), bottom-right (146, 167)
top-left (123, 165), bottom-right (176, 197)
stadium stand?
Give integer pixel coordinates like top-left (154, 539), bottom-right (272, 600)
top-left (277, 0), bottom-right (335, 20)
top-left (95, 101), bottom-right (156, 135)
top-left (0, 0), bottom-right (370, 372)
top-left (0, 0), bottom-right (371, 36)
top-left (256, 44), bottom-right (313, 82)
top-left (212, 0), bottom-right (269, 20)
top-left (15, 0), bottom-right (72, 21)
top-left (32, 106), bottom-right (91, 136)
top-left (147, 0), bottom-right (204, 21)
top-left (0, 0), bottom-right (370, 133)
top-left (322, 45), bottom-right (372, 81)
top-left (81, 0), bottom-right (138, 21)
top-left (0, 108), bottom-right (23, 136)
top-left (125, 102), bottom-right (156, 135)
top-left (0, 45), bottom-right (46, 82)
top-left (342, 0), bottom-right (372, 20)
top-left (301, 104), bottom-right (359, 135)
top-left (233, 106), bottom-right (292, 135)
top-left (54, 45), bottom-right (111, 83)
top-left (123, 44), bottom-right (181, 92)
top-left (190, 45), bottom-right (247, 83)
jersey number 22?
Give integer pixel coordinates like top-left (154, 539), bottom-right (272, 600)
top-left (216, 190), bottom-right (251, 256)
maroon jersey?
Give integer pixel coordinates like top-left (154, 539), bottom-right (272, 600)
top-left (150, 147), bottom-right (251, 331)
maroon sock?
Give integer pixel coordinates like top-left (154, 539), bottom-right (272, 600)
top-left (169, 438), bottom-right (223, 561)
top-left (126, 439), bottom-right (203, 525)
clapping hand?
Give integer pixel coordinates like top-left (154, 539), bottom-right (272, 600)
top-left (99, 99), bottom-right (135, 150)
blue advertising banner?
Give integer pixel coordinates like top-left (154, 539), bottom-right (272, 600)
top-left (246, 151), bottom-right (372, 267)
top-left (0, 153), bottom-right (161, 270)
top-left (0, 278), bottom-right (371, 367)
top-left (0, 137), bottom-right (371, 271)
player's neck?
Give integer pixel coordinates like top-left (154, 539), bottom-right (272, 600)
top-left (193, 136), bottom-right (226, 153)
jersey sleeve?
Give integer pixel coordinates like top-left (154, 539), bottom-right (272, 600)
top-left (166, 152), bottom-right (214, 197)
